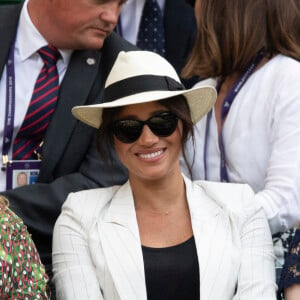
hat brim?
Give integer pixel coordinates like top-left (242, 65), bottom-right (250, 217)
top-left (72, 85), bottom-right (217, 129)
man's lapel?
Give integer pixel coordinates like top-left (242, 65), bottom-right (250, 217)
top-left (39, 49), bottom-right (102, 177)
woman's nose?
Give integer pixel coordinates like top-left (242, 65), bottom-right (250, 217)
top-left (137, 125), bottom-right (159, 145)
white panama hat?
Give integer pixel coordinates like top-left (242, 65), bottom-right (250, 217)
top-left (72, 51), bottom-right (217, 128)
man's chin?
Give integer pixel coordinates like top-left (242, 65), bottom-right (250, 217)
top-left (88, 32), bottom-right (112, 49)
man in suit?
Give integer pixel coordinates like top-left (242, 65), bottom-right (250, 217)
top-left (117, 0), bottom-right (198, 88)
top-left (0, 0), bottom-right (135, 279)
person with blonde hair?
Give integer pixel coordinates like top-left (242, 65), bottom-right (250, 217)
top-left (0, 195), bottom-right (49, 299)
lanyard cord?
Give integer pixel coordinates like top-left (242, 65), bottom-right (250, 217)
top-left (2, 39), bottom-right (16, 170)
top-left (204, 51), bottom-right (265, 181)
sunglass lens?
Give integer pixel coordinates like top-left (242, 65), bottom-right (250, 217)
top-left (113, 120), bottom-right (142, 143)
top-left (148, 113), bottom-right (178, 137)
top-left (112, 112), bottom-right (178, 143)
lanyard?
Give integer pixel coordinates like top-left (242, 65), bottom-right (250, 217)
top-left (204, 51), bottom-right (265, 182)
top-left (2, 41), bottom-right (16, 170)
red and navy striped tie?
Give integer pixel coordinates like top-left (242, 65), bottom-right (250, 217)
top-left (13, 45), bottom-right (60, 160)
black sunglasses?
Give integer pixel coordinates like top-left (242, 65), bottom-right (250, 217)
top-left (111, 112), bottom-right (179, 144)
top-left (185, 0), bottom-right (195, 7)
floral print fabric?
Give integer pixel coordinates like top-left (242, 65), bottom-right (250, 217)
top-left (0, 202), bottom-right (49, 299)
top-left (278, 228), bottom-right (300, 298)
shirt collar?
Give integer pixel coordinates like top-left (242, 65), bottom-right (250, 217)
top-left (16, 0), bottom-right (72, 65)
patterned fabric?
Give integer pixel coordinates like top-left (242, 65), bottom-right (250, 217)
top-left (278, 228), bottom-right (300, 299)
top-left (0, 202), bottom-right (50, 299)
top-left (273, 228), bottom-right (296, 270)
top-left (136, 0), bottom-right (165, 56)
top-left (13, 45), bottom-right (60, 160)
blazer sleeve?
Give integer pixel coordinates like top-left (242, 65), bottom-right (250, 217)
top-left (52, 192), bottom-right (105, 300)
top-left (233, 187), bottom-right (277, 299)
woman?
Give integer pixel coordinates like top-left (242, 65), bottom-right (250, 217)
top-left (278, 227), bottom-right (300, 300)
top-left (0, 195), bottom-right (49, 299)
top-left (181, 0), bottom-right (300, 282)
top-left (52, 51), bottom-right (276, 299)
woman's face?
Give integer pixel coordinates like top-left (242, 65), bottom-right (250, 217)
top-left (113, 102), bottom-right (183, 183)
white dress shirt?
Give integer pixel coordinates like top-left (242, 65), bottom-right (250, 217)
top-left (0, 0), bottom-right (72, 191)
top-left (119, 0), bottom-right (165, 44)
top-left (181, 55), bottom-right (300, 236)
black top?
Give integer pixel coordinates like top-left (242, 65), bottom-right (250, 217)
top-left (142, 236), bottom-right (200, 300)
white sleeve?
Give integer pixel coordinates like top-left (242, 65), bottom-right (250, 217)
top-left (234, 202), bottom-right (277, 299)
top-left (52, 193), bottom-right (104, 300)
top-left (255, 72), bottom-right (300, 234)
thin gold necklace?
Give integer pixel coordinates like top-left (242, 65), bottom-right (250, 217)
top-left (136, 206), bottom-right (171, 216)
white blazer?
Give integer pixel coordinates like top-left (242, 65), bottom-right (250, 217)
top-left (52, 176), bottom-right (276, 300)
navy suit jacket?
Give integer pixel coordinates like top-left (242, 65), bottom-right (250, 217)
top-left (118, 0), bottom-right (197, 88)
top-left (164, 0), bottom-right (198, 87)
top-left (0, 3), bottom-right (136, 274)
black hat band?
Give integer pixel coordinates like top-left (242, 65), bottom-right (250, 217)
top-left (103, 75), bottom-right (185, 103)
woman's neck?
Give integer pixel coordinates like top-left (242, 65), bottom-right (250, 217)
top-left (129, 169), bottom-right (186, 214)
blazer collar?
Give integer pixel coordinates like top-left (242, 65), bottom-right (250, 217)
top-left (100, 176), bottom-right (238, 299)
top-left (99, 181), bottom-right (147, 300)
top-left (103, 180), bottom-right (139, 234)
top-left (187, 179), bottom-right (240, 299)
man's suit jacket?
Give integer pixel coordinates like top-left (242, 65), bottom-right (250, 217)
top-left (164, 0), bottom-right (198, 88)
top-left (119, 0), bottom-right (198, 88)
top-left (52, 176), bottom-right (276, 300)
top-left (0, 3), bottom-right (136, 273)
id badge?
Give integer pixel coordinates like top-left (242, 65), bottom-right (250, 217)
top-left (6, 160), bottom-right (41, 190)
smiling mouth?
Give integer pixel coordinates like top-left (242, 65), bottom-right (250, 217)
top-left (137, 149), bottom-right (164, 159)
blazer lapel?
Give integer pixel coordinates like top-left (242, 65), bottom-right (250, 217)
top-left (185, 178), bottom-right (240, 299)
top-left (40, 49), bottom-right (102, 176)
top-left (0, 4), bottom-right (22, 76)
top-left (98, 182), bottom-right (147, 300)
top-left (99, 176), bottom-right (241, 300)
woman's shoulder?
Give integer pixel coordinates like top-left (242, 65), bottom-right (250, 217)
top-left (61, 184), bottom-right (125, 217)
top-left (190, 179), bottom-right (262, 218)
top-left (192, 179), bottom-right (254, 200)
top-left (273, 54), bottom-right (300, 65)
top-left (0, 203), bottom-right (50, 299)
top-left (262, 54), bottom-right (300, 77)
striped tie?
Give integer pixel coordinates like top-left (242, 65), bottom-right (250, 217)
top-left (13, 45), bottom-right (60, 160)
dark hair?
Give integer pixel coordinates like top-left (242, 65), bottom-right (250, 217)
top-left (96, 96), bottom-right (195, 178)
top-left (266, 0), bottom-right (300, 58)
top-left (182, 0), bottom-right (300, 79)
